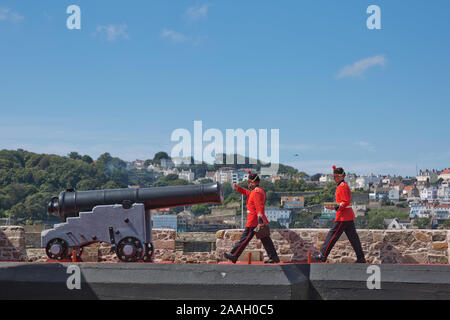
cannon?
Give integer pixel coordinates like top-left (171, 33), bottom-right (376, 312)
top-left (42, 183), bottom-right (223, 262)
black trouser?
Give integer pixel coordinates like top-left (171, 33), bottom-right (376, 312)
top-left (230, 227), bottom-right (279, 261)
top-left (320, 220), bottom-right (366, 262)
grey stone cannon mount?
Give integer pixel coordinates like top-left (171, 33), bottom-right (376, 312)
top-left (42, 183), bottom-right (223, 262)
top-left (42, 204), bottom-right (152, 262)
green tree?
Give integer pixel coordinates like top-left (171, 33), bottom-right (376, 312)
top-left (413, 217), bottom-right (432, 229)
top-left (68, 152), bottom-right (82, 160)
top-left (442, 219), bottom-right (450, 229)
top-left (153, 152), bottom-right (170, 165)
top-left (367, 215), bottom-right (385, 229)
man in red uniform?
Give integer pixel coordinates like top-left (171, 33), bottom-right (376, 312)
top-left (311, 166), bottom-right (366, 263)
top-left (223, 172), bottom-right (280, 264)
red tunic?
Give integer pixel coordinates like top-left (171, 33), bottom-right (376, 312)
top-left (236, 186), bottom-right (269, 227)
top-left (335, 181), bottom-right (355, 222)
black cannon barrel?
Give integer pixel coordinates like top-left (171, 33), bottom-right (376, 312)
top-left (48, 182), bottom-right (223, 221)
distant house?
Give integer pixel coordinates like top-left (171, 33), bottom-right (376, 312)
top-left (438, 169), bottom-right (450, 182)
top-left (214, 168), bottom-right (248, 184)
top-left (322, 202), bottom-right (337, 220)
top-left (434, 204), bottom-right (450, 221)
top-left (265, 207), bottom-right (292, 228)
top-left (403, 185), bottom-right (420, 199)
top-left (409, 202), bottom-right (433, 219)
top-left (130, 160), bottom-right (145, 170)
top-left (388, 188), bottom-right (400, 201)
top-left (179, 169), bottom-right (195, 183)
top-left (420, 186), bottom-right (438, 201)
top-left (153, 215), bottom-right (178, 232)
top-left (437, 183), bottom-right (450, 202)
top-left (384, 218), bottom-right (410, 230)
top-left (416, 169), bottom-right (439, 185)
top-left (319, 174), bottom-right (333, 184)
top-left (281, 196), bottom-right (305, 210)
top-left (373, 188), bottom-right (390, 201)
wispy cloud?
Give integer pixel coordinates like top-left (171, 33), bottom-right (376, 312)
top-left (184, 4), bottom-right (212, 21)
top-left (355, 141), bottom-right (376, 152)
top-left (94, 24), bottom-right (129, 42)
top-left (161, 29), bottom-right (207, 45)
top-left (336, 55), bottom-right (386, 79)
top-left (0, 8), bottom-right (24, 23)
top-left (161, 29), bottom-right (188, 43)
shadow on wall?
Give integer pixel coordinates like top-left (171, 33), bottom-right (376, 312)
top-left (0, 227), bottom-right (26, 261)
top-left (280, 230), bottom-right (320, 262)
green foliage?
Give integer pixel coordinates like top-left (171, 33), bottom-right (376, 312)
top-left (364, 208), bottom-right (410, 230)
top-left (305, 182), bottom-right (336, 206)
top-left (442, 219), bottom-right (450, 229)
top-left (191, 204), bottom-right (212, 216)
top-left (413, 217), bottom-right (432, 229)
top-left (153, 174), bottom-right (189, 187)
top-left (289, 212), bottom-right (316, 228)
top-left (395, 202), bottom-right (408, 208)
top-left (269, 221), bottom-right (284, 229)
top-left (0, 149), bottom-right (155, 224)
top-left (152, 152), bottom-right (170, 165)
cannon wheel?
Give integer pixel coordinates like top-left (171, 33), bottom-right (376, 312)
top-left (116, 237), bottom-right (144, 262)
top-left (46, 238), bottom-right (70, 260)
top-left (143, 242), bottom-right (154, 262)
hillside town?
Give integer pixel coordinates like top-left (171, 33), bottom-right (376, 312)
top-left (127, 159), bottom-right (450, 232)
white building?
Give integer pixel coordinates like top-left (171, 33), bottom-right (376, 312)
top-left (179, 170), bottom-right (195, 183)
top-left (384, 218), bottom-right (410, 230)
top-left (389, 188), bottom-right (400, 201)
top-left (438, 183), bottom-right (450, 202)
top-left (416, 169), bottom-right (439, 185)
top-left (409, 202), bottom-right (433, 219)
top-left (214, 169), bottom-right (234, 184)
top-left (265, 207), bottom-right (292, 228)
top-left (153, 215), bottom-right (178, 232)
top-left (434, 204), bottom-right (450, 221)
top-left (420, 186), bottom-right (438, 201)
top-left (319, 174), bottom-right (333, 184)
top-left (163, 168), bottom-right (179, 176)
top-left (214, 169), bottom-right (248, 184)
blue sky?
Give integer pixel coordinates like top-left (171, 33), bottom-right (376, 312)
top-left (1, 1), bottom-right (449, 176)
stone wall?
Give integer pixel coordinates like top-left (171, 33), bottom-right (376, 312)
top-left (20, 229), bottom-right (179, 263)
top-left (216, 229), bottom-right (450, 264)
top-left (0, 226), bottom-right (26, 261)
top-left (4, 226), bottom-right (449, 264)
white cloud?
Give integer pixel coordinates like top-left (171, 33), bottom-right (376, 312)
top-left (95, 24), bottom-right (129, 42)
top-left (337, 55), bottom-right (386, 79)
top-left (161, 29), bottom-right (188, 43)
top-left (0, 8), bottom-right (24, 23)
top-left (184, 4), bottom-right (211, 21)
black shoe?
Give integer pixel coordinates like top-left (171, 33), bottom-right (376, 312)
top-left (224, 252), bottom-right (237, 264)
top-left (310, 253), bottom-right (327, 262)
top-left (355, 259), bottom-right (367, 264)
top-left (264, 258), bottom-right (280, 264)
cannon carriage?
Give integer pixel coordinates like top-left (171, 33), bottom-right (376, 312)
top-left (42, 183), bottom-right (223, 262)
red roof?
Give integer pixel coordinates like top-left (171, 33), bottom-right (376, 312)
top-left (440, 169), bottom-right (450, 175)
